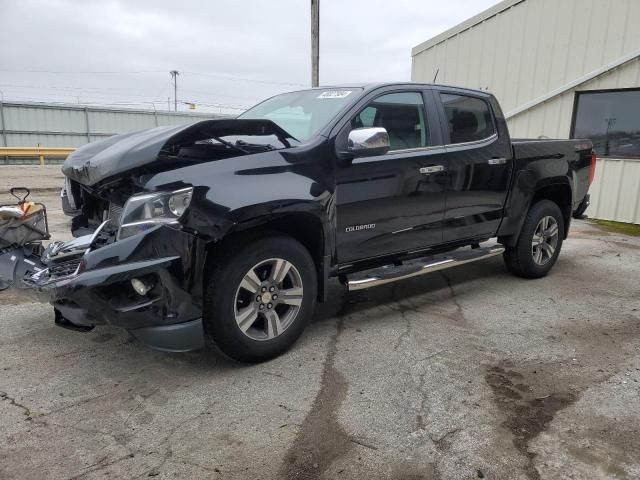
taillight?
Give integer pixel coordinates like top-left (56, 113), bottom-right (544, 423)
top-left (588, 151), bottom-right (597, 185)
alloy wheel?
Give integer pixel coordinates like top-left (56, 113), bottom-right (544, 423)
top-left (531, 216), bottom-right (559, 266)
top-left (233, 258), bottom-right (304, 341)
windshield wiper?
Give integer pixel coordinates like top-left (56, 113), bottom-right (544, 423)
top-left (209, 136), bottom-right (252, 154)
top-left (234, 140), bottom-right (276, 152)
top-left (209, 137), bottom-right (275, 154)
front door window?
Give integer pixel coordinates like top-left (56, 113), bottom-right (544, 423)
top-left (353, 92), bottom-right (428, 151)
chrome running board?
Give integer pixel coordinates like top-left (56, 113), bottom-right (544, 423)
top-left (347, 245), bottom-right (505, 291)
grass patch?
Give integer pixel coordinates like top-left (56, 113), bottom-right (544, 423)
top-left (589, 219), bottom-right (640, 236)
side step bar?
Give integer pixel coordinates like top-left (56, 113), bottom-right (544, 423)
top-left (347, 245), bottom-right (505, 291)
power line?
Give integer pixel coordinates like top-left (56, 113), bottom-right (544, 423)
top-left (0, 91), bottom-right (250, 112)
top-left (0, 95), bottom-right (165, 108)
top-left (0, 81), bottom-right (265, 102)
top-left (0, 82), bottom-right (172, 94)
top-left (0, 68), bottom-right (306, 87)
top-left (0, 83), bottom-right (253, 109)
top-left (179, 71), bottom-right (305, 87)
top-left (0, 84), bottom-right (180, 101)
top-left (0, 69), bottom-right (164, 75)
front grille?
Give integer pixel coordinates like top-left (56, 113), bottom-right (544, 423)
top-left (49, 258), bottom-right (82, 279)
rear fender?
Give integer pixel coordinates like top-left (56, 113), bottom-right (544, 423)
top-left (498, 174), bottom-right (572, 246)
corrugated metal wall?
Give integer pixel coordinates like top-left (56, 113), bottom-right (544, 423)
top-left (0, 102), bottom-right (227, 148)
top-left (411, 0), bottom-right (640, 223)
top-left (588, 159), bottom-right (640, 224)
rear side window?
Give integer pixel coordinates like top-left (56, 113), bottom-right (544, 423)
top-left (440, 93), bottom-right (495, 144)
top-left (352, 92), bottom-right (428, 151)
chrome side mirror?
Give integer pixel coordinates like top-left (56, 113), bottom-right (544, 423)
top-left (347, 127), bottom-right (390, 157)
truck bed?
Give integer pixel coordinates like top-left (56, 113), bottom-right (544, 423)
top-left (510, 137), bottom-right (593, 212)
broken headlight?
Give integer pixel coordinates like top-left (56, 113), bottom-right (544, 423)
top-left (117, 187), bottom-right (193, 240)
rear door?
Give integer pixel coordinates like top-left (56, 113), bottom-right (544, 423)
top-left (335, 90), bottom-right (449, 263)
top-left (435, 91), bottom-right (513, 242)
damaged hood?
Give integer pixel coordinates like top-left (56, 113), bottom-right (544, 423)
top-left (62, 118), bottom-right (295, 186)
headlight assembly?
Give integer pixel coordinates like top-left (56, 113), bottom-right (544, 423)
top-left (117, 187), bottom-right (193, 240)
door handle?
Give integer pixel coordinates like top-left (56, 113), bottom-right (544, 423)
top-left (488, 158), bottom-right (508, 165)
top-left (419, 165), bottom-right (445, 175)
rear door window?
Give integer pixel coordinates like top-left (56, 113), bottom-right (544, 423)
top-left (352, 92), bottom-right (428, 151)
top-left (440, 93), bottom-right (496, 144)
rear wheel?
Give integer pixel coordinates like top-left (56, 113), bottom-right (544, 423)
top-left (503, 200), bottom-right (564, 278)
top-left (204, 235), bottom-right (317, 363)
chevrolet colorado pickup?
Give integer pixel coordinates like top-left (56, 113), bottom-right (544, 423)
top-left (0, 83), bottom-right (595, 362)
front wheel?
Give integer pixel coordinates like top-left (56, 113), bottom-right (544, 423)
top-left (503, 200), bottom-right (565, 279)
top-left (204, 235), bottom-right (317, 363)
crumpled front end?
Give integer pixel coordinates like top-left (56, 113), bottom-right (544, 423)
top-left (1, 220), bottom-right (208, 352)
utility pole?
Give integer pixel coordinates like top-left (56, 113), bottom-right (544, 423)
top-left (170, 70), bottom-right (179, 112)
top-left (311, 0), bottom-right (319, 87)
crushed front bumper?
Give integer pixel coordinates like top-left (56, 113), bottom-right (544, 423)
top-left (4, 224), bottom-right (207, 352)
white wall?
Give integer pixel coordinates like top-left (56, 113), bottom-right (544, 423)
top-left (587, 159), bottom-right (640, 224)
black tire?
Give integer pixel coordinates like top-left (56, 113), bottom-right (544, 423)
top-left (204, 235), bottom-right (317, 363)
top-left (503, 200), bottom-right (565, 279)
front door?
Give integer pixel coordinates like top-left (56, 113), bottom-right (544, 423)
top-left (335, 91), bottom-right (448, 263)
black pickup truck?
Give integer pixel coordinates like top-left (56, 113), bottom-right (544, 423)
top-left (0, 83), bottom-right (595, 362)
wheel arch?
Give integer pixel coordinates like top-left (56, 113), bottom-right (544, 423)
top-left (499, 179), bottom-right (573, 246)
top-left (531, 183), bottom-right (572, 239)
top-left (204, 211), bottom-right (331, 302)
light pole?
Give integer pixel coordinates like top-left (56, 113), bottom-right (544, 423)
top-left (170, 70), bottom-right (179, 112)
top-left (0, 89), bottom-right (6, 148)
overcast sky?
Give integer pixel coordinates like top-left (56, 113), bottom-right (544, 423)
top-left (0, 0), bottom-right (498, 113)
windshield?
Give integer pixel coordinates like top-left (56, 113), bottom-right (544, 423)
top-left (239, 88), bottom-right (362, 141)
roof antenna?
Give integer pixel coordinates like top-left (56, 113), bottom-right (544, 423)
top-left (433, 69), bottom-right (439, 83)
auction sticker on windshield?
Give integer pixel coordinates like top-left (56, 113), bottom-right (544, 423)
top-left (317, 90), bottom-right (352, 99)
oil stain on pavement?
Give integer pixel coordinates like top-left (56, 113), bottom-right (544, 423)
top-left (280, 318), bottom-right (352, 479)
top-left (485, 365), bottom-right (577, 480)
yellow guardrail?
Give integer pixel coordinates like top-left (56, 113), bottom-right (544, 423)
top-left (0, 147), bottom-right (76, 166)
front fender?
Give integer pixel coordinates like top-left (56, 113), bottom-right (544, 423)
top-left (142, 146), bottom-right (336, 252)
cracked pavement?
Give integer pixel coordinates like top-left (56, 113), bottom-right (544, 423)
top-left (1, 179), bottom-right (640, 479)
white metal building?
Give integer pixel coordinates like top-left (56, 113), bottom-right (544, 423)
top-left (411, 0), bottom-right (640, 224)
